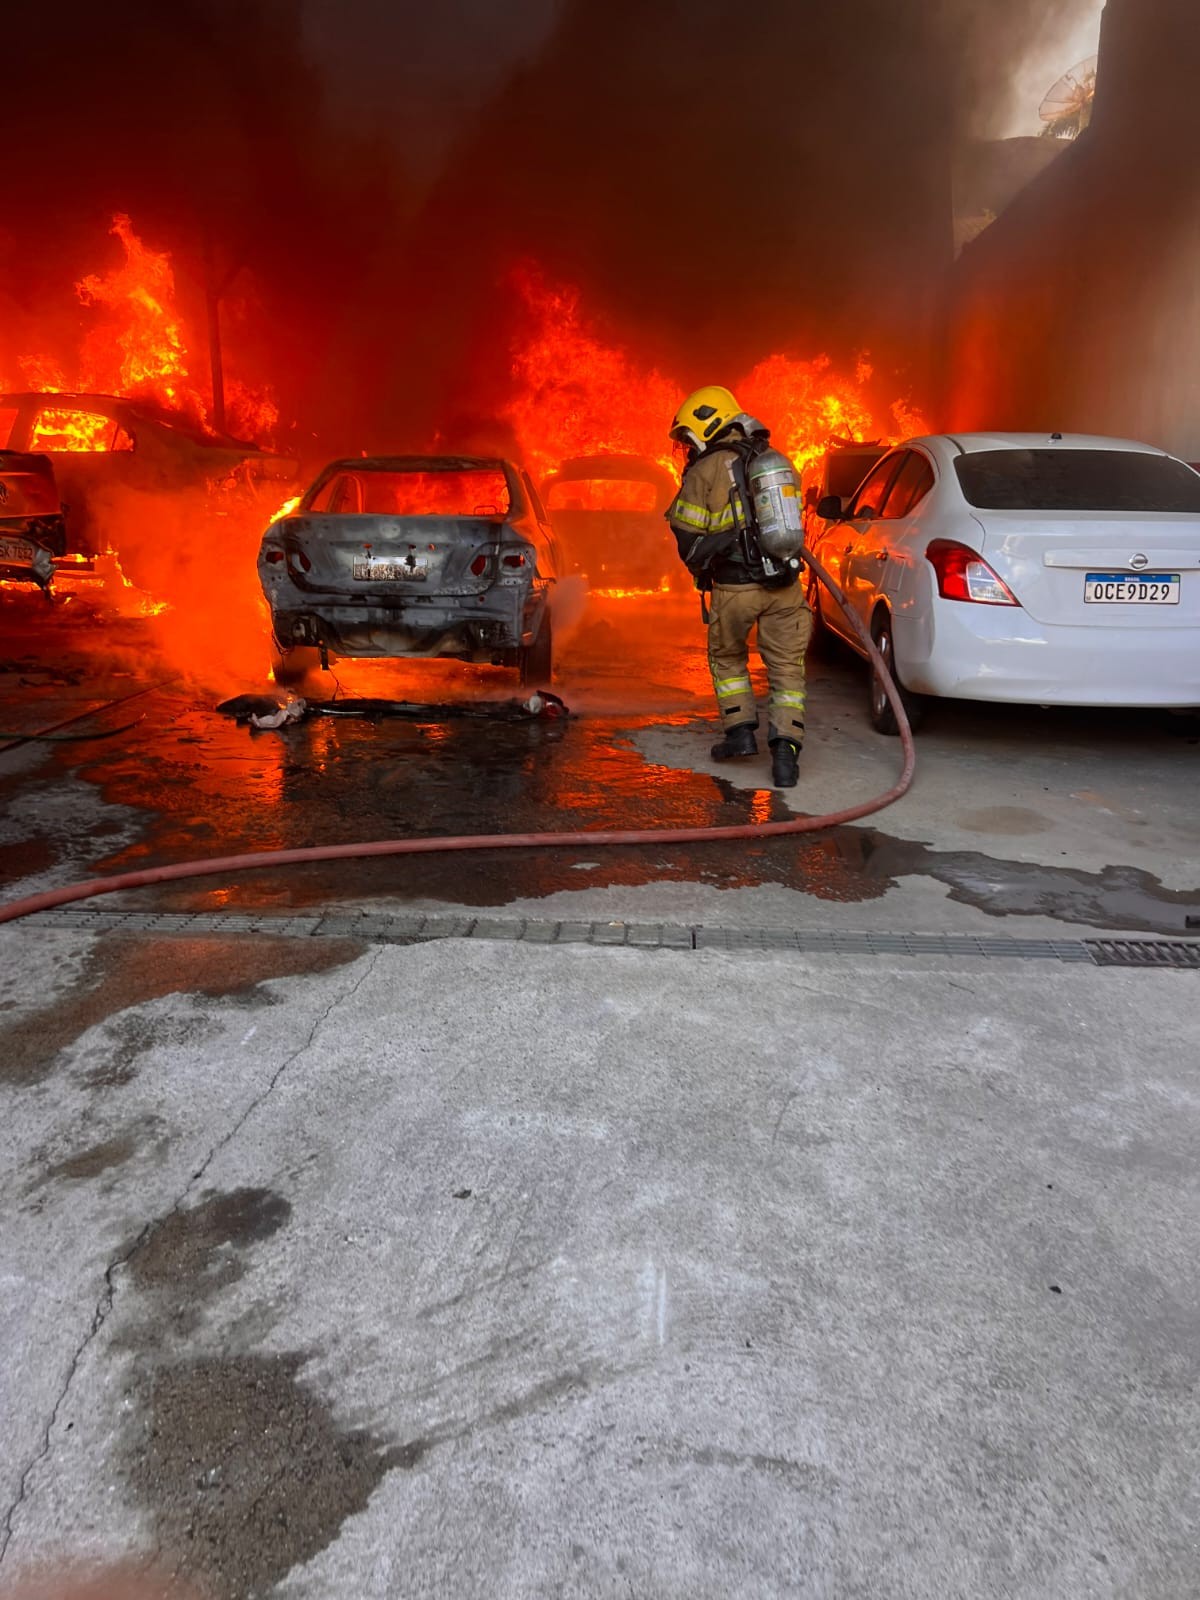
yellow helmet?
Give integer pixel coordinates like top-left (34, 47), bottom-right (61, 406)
top-left (670, 385), bottom-right (741, 452)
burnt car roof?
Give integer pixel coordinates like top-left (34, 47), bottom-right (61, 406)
top-left (316, 455), bottom-right (514, 475)
top-left (0, 391), bottom-right (276, 454)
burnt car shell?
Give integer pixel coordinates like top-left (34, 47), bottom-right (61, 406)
top-left (258, 455), bottom-right (559, 679)
top-left (542, 453), bottom-right (678, 589)
top-left (0, 450), bottom-right (66, 587)
top-left (0, 392), bottom-right (298, 557)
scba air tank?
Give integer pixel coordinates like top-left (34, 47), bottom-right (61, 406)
top-left (749, 448), bottom-right (804, 558)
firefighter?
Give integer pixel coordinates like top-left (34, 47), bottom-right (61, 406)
top-left (667, 386), bottom-right (812, 788)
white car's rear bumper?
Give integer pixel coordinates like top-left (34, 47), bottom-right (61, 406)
top-left (896, 602), bottom-right (1200, 707)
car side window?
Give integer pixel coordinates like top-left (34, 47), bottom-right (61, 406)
top-left (848, 454), bottom-right (905, 519)
top-left (29, 406), bottom-right (123, 453)
top-left (881, 452), bottom-right (935, 519)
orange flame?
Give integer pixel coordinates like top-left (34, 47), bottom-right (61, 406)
top-left (502, 264), bottom-right (927, 485)
top-left (76, 214), bottom-right (196, 416)
top-left (6, 214), bottom-right (278, 445)
top-left (503, 265), bottom-right (680, 480)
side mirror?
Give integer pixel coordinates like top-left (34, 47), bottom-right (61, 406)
top-left (816, 494), bottom-right (845, 521)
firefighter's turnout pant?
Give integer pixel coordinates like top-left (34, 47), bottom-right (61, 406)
top-left (708, 583), bottom-right (811, 745)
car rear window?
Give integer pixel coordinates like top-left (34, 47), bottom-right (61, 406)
top-left (309, 469), bottom-right (511, 517)
top-left (955, 450), bottom-right (1200, 513)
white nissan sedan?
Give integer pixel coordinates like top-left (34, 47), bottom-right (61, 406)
top-left (805, 432), bottom-right (1200, 733)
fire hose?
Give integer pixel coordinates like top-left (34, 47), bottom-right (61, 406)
top-left (0, 548), bottom-right (914, 926)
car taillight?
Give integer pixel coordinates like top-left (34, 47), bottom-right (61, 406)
top-left (926, 539), bottom-right (1018, 606)
top-left (470, 554), bottom-right (489, 576)
top-left (502, 552), bottom-right (527, 568)
top-left (264, 548), bottom-right (285, 564)
top-left (290, 549), bottom-right (312, 573)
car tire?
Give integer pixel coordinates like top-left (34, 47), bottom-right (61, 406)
top-left (271, 643), bottom-right (322, 687)
top-left (518, 611), bottom-right (553, 687)
top-left (868, 610), bottom-right (926, 736)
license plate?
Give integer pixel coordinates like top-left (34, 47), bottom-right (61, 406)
top-left (1084, 573), bottom-right (1179, 604)
top-left (352, 556), bottom-right (428, 581)
top-left (0, 537), bottom-right (34, 565)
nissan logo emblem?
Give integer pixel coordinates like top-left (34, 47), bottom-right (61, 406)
top-left (1129, 553), bottom-right (1149, 571)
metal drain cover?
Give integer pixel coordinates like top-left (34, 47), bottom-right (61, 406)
top-left (1086, 939), bottom-right (1200, 969)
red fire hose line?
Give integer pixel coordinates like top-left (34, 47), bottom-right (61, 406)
top-left (0, 550), bottom-right (915, 927)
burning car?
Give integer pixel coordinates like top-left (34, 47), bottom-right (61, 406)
top-left (541, 453), bottom-right (678, 591)
top-left (259, 455), bottom-right (560, 684)
top-left (0, 449), bottom-right (67, 591)
top-left (0, 392), bottom-right (298, 557)
top-left (800, 439), bottom-right (891, 535)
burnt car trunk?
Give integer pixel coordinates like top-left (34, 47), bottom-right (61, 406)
top-left (258, 455), bottom-right (557, 675)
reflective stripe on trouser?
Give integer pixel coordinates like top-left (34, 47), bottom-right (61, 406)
top-left (707, 582), bottom-right (812, 739)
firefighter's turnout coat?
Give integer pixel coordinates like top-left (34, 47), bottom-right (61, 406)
top-left (668, 441), bottom-right (810, 745)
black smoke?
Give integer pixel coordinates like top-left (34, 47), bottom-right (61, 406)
top-left (0, 0), bottom-right (408, 454)
top-left (339, 0), bottom-right (1098, 444)
top-left (4, 0), bottom-right (1102, 453)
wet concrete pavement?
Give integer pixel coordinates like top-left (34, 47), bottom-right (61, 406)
top-left (2, 587), bottom-right (1200, 1597)
top-left (0, 588), bottom-right (1198, 937)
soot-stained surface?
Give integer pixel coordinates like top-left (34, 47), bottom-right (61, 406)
top-left (124, 1353), bottom-right (405, 1600)
top-left (43, 1131), bottom-right (139, 1182)
top-left (123, 1187), bottom-right (294, 1340)
top-left (0, 935), bottom-right (366, 1086)
top-left (130, 1186), bottom-right (293, 1294)
top-left (117, 1186), bottom-right (406, 1594)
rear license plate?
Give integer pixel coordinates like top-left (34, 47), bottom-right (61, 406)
top-left (0, 537), bottom-right (35, 565)
top-left (1084, 573), bottom-right (1179, 604)
top-left (352, 556), bottom-right (428, 581)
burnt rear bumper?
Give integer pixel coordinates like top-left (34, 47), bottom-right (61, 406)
top-left (268, 588), bottom-right (546, 660)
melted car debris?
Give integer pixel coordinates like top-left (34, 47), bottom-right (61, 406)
top-left (216, 689), bottom-right (569, 731)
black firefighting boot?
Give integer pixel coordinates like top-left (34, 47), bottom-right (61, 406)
top-left (710, 723), bottom-right (758, 761)
top-left (770, 738), bottom-right (801, 789)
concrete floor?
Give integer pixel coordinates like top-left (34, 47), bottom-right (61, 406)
top-left (1, 590), bottom-right (1198, 1597)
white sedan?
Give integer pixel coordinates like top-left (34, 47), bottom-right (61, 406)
top-left (806, 432), bottom-right (1200, 733)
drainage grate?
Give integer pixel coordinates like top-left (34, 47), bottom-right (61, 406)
top-left (1086, 939), bottom-right (1200, 970)
top-left (16, 904), bottom-right (1200, 967)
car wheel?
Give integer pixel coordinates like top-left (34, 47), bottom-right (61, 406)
top-left (868, 610), bottom-right (926, 736)
top-left (518, 611), bottom-right (553, 687)
top-left (271, 643), bottom-right (322, 687)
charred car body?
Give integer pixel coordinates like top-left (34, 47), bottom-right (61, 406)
top-left (0, 392), bottom-right (297, 558)
top-left (542, 454), bottom-right (678, 590)
top-left (259, 455), bottom-right (560, 684)
top-left (0, 450), bottom-right (67, 590)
